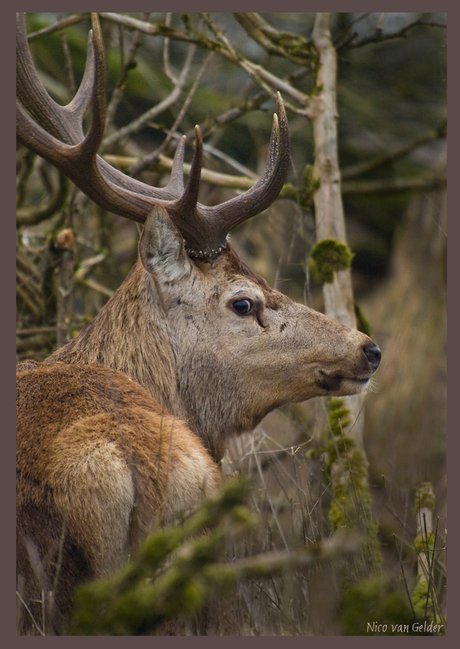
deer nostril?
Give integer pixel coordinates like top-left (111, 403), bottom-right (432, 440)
top-left (363, 344), bottom-right (381, 373)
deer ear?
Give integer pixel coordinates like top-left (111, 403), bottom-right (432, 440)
top-left (139, 206), bottom-right (193, 283)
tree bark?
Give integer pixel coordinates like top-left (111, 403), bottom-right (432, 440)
top-left (310, 13), bottom-right (363, 445)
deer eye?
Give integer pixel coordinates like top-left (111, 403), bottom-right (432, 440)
top-left (232, 298), bottom-right (253, 316)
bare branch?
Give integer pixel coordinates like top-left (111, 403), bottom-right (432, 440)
top-left (57, 13), bottom-right (76, 95)
top-left (101, 39), bottom-right (197, 151)
top-left (163, 13), bottom-right (177, 83)
top-left (105, 13), bottom-right (150, 130)
top-left (16, 331), bottom-right (56, 356)
top-left (16, 148), bottom-right (36, 209)
top-left (209, 531), bottom-right (361, 580)
top-left (98, 13), bottom-right (311, 115)
top-left (129, 51), bottom-right (214, 177)
top-left (16, 170), bottom-right (69, 227)
top-left (342, 174), bottom-right (447, 195)
top-left (16, 268), bottom-right (43, 319)
top-left (27, 13), bottom-right (86, 41)
top-left (99, 12), bottom-right (195, 44)
top-left (332, 13), bottom-right (372, 49)
top-left (234, 13), bottom-right (313, 66)
top-left (341, 122), bottom-right (447, 180)
top-left (103, 153), bottom-right (258, 191)
top-left (17, 327), bottom-right (56, 336)
top-left (202, 13), bottom-right (311, 113)
top-left (337, 17), bottom-right (446, 52)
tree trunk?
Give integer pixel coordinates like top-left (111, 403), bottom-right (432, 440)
top-left (310, 13), bottom-right (363, 446)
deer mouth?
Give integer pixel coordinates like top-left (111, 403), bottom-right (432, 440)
top-left (317, 370), bottom-right (371, 394)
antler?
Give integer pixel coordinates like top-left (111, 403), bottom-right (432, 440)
top-left (16, 12), bottom-right (290, 259)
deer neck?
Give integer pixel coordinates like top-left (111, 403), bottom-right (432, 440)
top-left (46, 261), bottom-right (183, 418)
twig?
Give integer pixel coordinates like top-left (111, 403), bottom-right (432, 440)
top-left (338, 18), bottom-right (446, 52)
top-left (253, 448), bottom-right (289, 551)
top-left (342, 175), bottom-right (447, 195)
top-left (253, 580), bottom-right (301, 634)
top-left (16, 265), bottom-right (43, 318)
top-left (16, 331), bottom-right (56, 354)
top-left (333, 13), bottom-right (372, 50)
top-left (16, 149), bottom-right (36, 209)
top-left (101, 39), bottom-right (197, 151)
top-left (341, 123), bottom-right (447, 180)
top-left (99, 12), bottom-right (195, 45)
top-left (76, 278), bottom-right (114, 298)
top-left (16, 251), bottom-right (41, 283)
top-left (201, 13), bottom-right (311, 113)
top-left (27, 13), bottom-right (86, 41)
top-left (105, 13), bottom-right (150, 129)
top-left (163, 14), bottom-right (177, 83)
top-left (16, 591), bottom-right (46, 636)
top-left (210, 531), bottom-right (361, 580)
top-left (17, 172), bottom-right (69, 226)
top-left (57, 13), bottom-right (76, 95)
top-left (234, 13), bottom-right (312, 66)
top-left (130, 51), bottom-right (214, 177)
top-left (104, 153), bottom-right (258, 190)
top-left (394, 533), bottom-right (417, 618)
top-left (17, 326), bottom-right (57, 336)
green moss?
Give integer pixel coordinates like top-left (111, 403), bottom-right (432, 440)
top-left (341, 578), bottom-right (423, 635)
top-left (411, 578), bottom-right (433, 621)
top-left (354, 302), bottom-right (372, 337)
top-left (308, 44), bottom-right (322, 96)
top-left (201, 564), bottom-right (237, 590)
top-left (309, 239), bottom-right (354, 284)
top-left (414, 482), bottom-right (435, 512)
top-left (68, 477), bottom-right (255, 635)
top-left (180, 13), bottom-right (192, 32)
top-left (278, 182), bottom-right (300, 202)
top-left (413, 533), bottom-right (435, 554)
top-left (302, 164), bottom-right (321, 207)
top-left (412, 578), bottom-right (428, 611)
top-left (322, 399), bottom-right (382, 572)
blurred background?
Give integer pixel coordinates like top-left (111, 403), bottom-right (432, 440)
top-left (16, 12), bottom-right (446, 634)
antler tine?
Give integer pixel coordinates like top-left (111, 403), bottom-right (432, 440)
top-left (170, 93), bottom-right (291, 259)
top-left (167, 127), bottom-right (205, 248)
top-left (212, 92), bottom-right (290, 225)
top-left (16, 12), bottom-right (93, 144)
top-left (16, 12), bottom-right (192, 218)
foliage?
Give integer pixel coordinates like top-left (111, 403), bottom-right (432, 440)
top-left (322, 398), bottom-right (382, 575)
top-left (69, 476), bottom-right (361, 636)
top-left (69, 477), bottom-right (254, 635)
top-left (354, 301), bottom-right (372, 337)
top-left (341, 577), bottom-right (423, 636)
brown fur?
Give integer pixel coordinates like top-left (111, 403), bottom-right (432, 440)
top-left (16, 362), bottom-right (220, 633)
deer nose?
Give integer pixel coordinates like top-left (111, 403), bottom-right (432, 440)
top-left (363, 344), bottom-right (381, 373)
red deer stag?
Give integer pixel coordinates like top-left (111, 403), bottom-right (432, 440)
top-left (16, 13), bottom-right (381, 634)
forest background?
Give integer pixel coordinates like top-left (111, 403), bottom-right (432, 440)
top-left (16, 12), bottom-right (446, 635)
